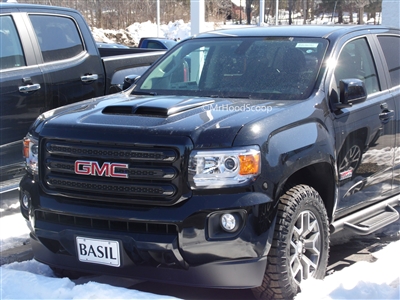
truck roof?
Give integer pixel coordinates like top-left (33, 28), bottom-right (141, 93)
top-left (0, 2), bottom-right (78, 13)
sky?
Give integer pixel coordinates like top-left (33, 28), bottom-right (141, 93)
top-left (1, 18), bottom-right (400, 300)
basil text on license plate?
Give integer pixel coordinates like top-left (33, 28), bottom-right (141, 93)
top-left (76, 237), bottom-right (120, 267)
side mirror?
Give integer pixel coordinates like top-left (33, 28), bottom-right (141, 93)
top-left (334, 79), bottom-right (367, 109)
top-left (122, 75), bottom-right (141, 90)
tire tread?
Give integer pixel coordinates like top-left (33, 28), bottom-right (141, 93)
top-left (252, 185), bottom-right (330, 300)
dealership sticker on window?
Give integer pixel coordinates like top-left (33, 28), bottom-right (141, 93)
top-left (296, 43), bottom-right (319, 48)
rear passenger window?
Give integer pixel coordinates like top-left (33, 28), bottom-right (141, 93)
top-left (378, 35), bottom-right (400, 87)
top-left (0, 16), bottom-right (26, 69)
top-left (29, 15), bottom-right (84, 63)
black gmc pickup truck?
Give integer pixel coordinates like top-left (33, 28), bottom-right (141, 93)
top-left (0, 3), bottom-right (165, 192)
top-left (19, 25), bottom-right (400, 299)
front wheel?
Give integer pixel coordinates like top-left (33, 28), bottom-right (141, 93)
top-left (252, 185), bottom-right (330, 300)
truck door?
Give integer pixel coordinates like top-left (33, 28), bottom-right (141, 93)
top-left (0, 14), bottom-right (47, 180)
top-left (376, 34), bottom-right (400, 193)
top-left (28, 14), bottom-right (105, 108)
top-left (332, 36), bottom-right (396, 215)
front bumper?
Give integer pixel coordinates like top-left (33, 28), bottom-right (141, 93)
top-left (20, 175), bottom-right (274, 288)
top-left (31, 232), bottom-right (267, 288)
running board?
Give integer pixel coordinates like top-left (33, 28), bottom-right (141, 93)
top-left (0, 177), bottom-right (21, 194)
top-left (331, 195), bottom-right (400, 235)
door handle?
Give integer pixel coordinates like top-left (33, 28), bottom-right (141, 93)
top-left (81, 74), bottom-right (99, 82)
top-left (19, 83), bottom-right (41, 93)
top-left (379, 110), bottom-right (394, 123)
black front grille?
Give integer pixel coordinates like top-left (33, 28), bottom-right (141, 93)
top-left (35, 210), bottom-right (178, 235)
top-left (46, 175), bottom-right (175, 196)
top-left (46, 142), bottom-right (177, 161)
top-left (41, 139), bottom-right (189, 205)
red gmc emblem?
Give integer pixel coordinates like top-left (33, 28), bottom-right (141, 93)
top-left (74, 160), bottom-right (128, 178)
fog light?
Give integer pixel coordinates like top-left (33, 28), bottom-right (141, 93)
top-left (220, 213), bottom-right (236, 232)
top-left (22, 193), bottom-right (30, 209)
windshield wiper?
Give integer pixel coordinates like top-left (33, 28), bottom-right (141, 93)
top-left (204, 94), bottom-right (251, 99)
top-left (130, 91), bottom-right (158, 96)
top-left (222, 96), bottom-right (252, 99)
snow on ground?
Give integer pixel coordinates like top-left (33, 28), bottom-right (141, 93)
top-left (0, 213), bottom-right (29, 252)
top-left (296, 223), bottom-right (400, 300)
top-left (1, 259), bottom-right (177, 299)
top-left (296, 244), bottom-right (400, 300)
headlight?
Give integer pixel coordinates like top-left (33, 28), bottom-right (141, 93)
top-left (23, 135), bottom-right (39, 174)
top-left (188, 146), bottom-right (261, 189)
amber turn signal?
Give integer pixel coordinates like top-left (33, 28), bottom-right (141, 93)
top-left (239, 153), bottom-right (260, 175)
top-left (22, 138), bottom-right (30, 159)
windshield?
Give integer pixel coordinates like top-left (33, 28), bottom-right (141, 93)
top-left (133, 37), bottom-right (328, 100)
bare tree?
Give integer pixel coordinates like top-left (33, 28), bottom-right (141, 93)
top-left (288, 0), bottom-right (295, 24)
top-left (352, 0), bottom-right (369, 23)
top-left (303, 0), bottom-right (308, 24)
top-left (19, 0), bottom-right (383, 29)
top-left (206, 0), bottom-right (232, 22)
top-left (246, 0), bottom-right (253, 24)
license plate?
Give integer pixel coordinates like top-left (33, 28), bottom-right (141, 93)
top-left (76, 237), bottom-right (120, 267)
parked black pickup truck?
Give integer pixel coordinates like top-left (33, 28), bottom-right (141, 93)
top-left (20, 25), bottom-right (399, 299)
top-left (0, 3), bottom-right (165, 192)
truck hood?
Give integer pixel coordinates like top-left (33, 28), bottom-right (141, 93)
top-left (36, 94), bottom-right (298, 148)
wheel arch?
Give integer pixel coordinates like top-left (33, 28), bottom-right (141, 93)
top-left (277, 162), bottom-right (336, 223)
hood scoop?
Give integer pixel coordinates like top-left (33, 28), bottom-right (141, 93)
top-left (102, 97), bottom-right (214, 117)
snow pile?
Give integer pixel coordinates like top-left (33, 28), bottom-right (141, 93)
top-left (125, 20), bottom-right (193, 42)
top-left (0, 212), bottom-right (29, 252)
top-left (91, 27), bottom-right (134, 45)
top-left (1, 260), bottom-right (178, 299)
top-left (91, 20), bottom-right (216, 47)
top-left (296, 241), bottom-right (400, 300)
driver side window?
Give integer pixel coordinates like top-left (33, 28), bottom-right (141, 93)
top-left (334, 38), bottom-right (380, 96)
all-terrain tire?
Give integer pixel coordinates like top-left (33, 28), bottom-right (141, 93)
top-left (252, 185), bottom-right (330, 300)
